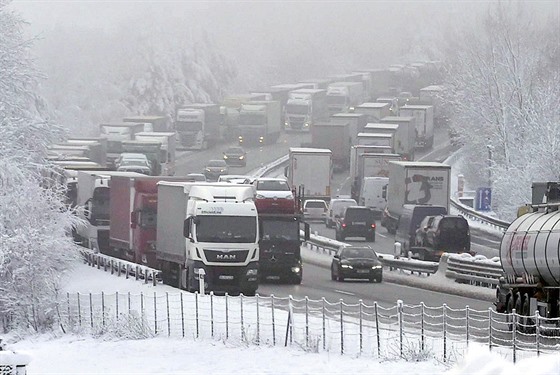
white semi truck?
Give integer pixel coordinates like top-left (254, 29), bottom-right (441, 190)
top-left (134, 132), bottom-right (176, 176)
top-left (284, 89), bottom-right (327, 132)
top-left (237, 100), bottom-right (282, 146)
top-left (286, 147), bottom-right (332, 201)
top-left (156, 182), bottom-right (260, 295)
top-left (175, 103), bottom-right (222, 150)
top-left (326, 82), bottom-right (364, 115)
top-left (381, 161), bottom-right (451, 234)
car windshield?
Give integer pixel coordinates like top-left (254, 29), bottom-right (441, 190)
top-left (120, 159), bottom-right (148, 166)
top-left (226, 147), bottom-right (244, 154)
top-left (306, 201), bottom-right (326, 209)
top-left (341, 248), bottom-right (377, 260)
top-left (208, 161), bottom-right (226, 167)
top-left (257, 180), bottom-right (290, 191)
top-left (441, 218), bottom-right (468, 230)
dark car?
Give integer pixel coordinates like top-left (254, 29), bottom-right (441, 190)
top-left (203, 159), bottom-right (229, 181)
top-left (223, 146), bottom-right (247, 167)
top-left (413, 215), bottom-right (472, 260)
top-left (331, 245), bottom-right (383, 282)
top-left (335, 206), bottom-right (376, 242)
top-left (395, 204), bottom-right (448, 255)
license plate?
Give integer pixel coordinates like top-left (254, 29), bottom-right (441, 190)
top-left (353, 222), bottom-right (366, 225)
top-left (356, 269), bottom-right (369, 274)
top-left (266, 276), bottom-right (280, 280)
top-left (219, 275), bottom-right (234, 280)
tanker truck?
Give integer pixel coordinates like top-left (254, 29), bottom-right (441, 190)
top-left (496, 182), bottom-right (560, 323)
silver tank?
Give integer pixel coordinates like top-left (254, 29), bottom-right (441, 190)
top-left (500, 209), bottom-right (560, 286)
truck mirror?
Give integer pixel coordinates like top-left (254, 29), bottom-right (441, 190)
top-left (283, 165), bottom-right (288, 177)
top-left (130, 211), bottom-right (138, 229)
top-left (382, 185), bottom-right (387, 200)
top-left (304, 223), bottom-right (310, 241)
top-left (183, 218), bottom-right (191, 238)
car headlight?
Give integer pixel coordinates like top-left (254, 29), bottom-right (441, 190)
top-left (284, 194), bottom-right (294, 199)
top-left (372, 265), bottom-right (382, 269)
top-left (256, 194), bottom-right (265, 199)
top-left (304, 123), bottom-right (309, 127)
top-left (341, 264), bottom-right (353, 269)
top-left (223, 155), bottom-right (228, 159)
top-left (284, 122), bottom-right (289, 126)
top-left (246, 269), bottom-right (258, 276)
top-left (205, 168), bottom-right (211, 172)
top-left (239, 155), bottom-right (244, 160)
top-left (220, 169), bottom-right (225, 172)
top-left (291, 266), bottom-right (301, 274)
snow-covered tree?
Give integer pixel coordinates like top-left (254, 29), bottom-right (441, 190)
top-left (0, 1), bottom-right (80, 331)
top-left (440, 2), bottom-right (560, 219)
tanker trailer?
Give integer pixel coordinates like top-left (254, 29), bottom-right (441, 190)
top-left (496, 205), bottom-right (560, 327)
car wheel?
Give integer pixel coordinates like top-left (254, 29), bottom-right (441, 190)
top-left (367, 234), bottom-right (375, 242)
top-left (340, 235), bottom-right (345, 241)
top-left (338, 274), bottom-right (345, 282)
top-left (331, 266), bottom-right (336, 281)
top-left (376, 273), bottom-right (383, 283)
top-left (335, 232), bottom-right (341, 241)
top-left (369, 277), bottom-right (375, 283)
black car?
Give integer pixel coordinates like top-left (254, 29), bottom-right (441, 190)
top-left (203, 159), bottom-right (229, 181)
top-left (331, 245), bottom-right (383, 282)
top-left (223, 146), bottom-right (247, 167)
top-left (335, 206), bottom-right (376, 241)
top-left (414, 215), bottom-right (471, 260)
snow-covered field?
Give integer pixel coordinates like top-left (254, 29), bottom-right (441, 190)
top-left (3, 263), bottom-right (558, 375)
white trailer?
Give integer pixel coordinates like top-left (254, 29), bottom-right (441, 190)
top-left (380, 116), bottom-right (416, 160)
top-left (330, 112), bottom-right (368, 144)
top-left (400, 104), bottom-right (434, 149)
top-left (284, 89), bottom-right (327, 132)
top-left (286, 147), bottom-right (332, 200)
top-left (356, 132), bottom-right (394, 150)
top-left (326, 82), bottom-right (364, 115)
top-left (134, 132), bottom-right (176, 176)
top-left (354, 102), bottom-right (391, 123)
top-left (364, 123), bottom-right (414, 161)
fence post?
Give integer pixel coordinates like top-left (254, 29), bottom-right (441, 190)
top-left (180, 292), bottom-right (185, 338)
top-left (115, 292), bottom-right (119, 321)
top-left (154, 292), bottom-right (158, 335)
top-left (210, 292), bottom-right (214, 339)
top-left (89, 293), bottom-right (93, 329)
top-left (421, 302), bottom-right (425, 352)
top-left (128, 292), bottom-right (131, 316)
top-left (321, 297), bottom-right (327, 350)
top-left (511, 308), bottom-right (517, 363)
top-left (77, 293), bottom-right (81, 327)
top-left (195, 292), bottom-right (199, 338)
top-left (225, 293), bottom-right (229, 340)
top-left (285, 295), bottom-right (294, 347)
top-left (398, 300), bottom-right (403, 357)
top-left (340, 299), bottom-right (344, 355)
top-left (465, 305), bottom-right (470, 347)
top-left (240, 293), bottom-right (245, 343)
top-left (305, 296), bottom-right (309, 349)
top-left (117, 261), bottom-right (121, 277)
top-left (256, 294), bottom-right (260, 345)
top-left (141, 292), bottom-right (144, 332)
top-left (443, 304), bottom-right (447, 363)
top-left (271, 295), bottom-right (276, 346)
top-left (359, 299), bottom-right (363, 355)
top-left (374, 302), bottom-right (380, 357)
top-left (135, 266), bottom-right (140, 281)
top-left (166, 292), bottom-right (170, 337)
top-left (66, 292), bottom-right (71, 328)
top-left (101, 292), bottom-right (105, 328)
top-left (488, 308), bottom-right (493, 351)
top-left (535, 310), bottom-right (540, 356)
top-left (126, 264), bottom-right (130, 279)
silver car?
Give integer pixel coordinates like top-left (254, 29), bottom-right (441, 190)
top-left (303, 199), bottom-right (328, 221)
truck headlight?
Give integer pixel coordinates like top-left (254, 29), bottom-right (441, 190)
top-left (239, 155), bottom-right (244, 160)
top-left (246, 269), bottom-right (258, 276)
top-left (304, 123), bottom-right (309, 128)
top-left (285, 122), bottom-right (289, 126)
top-left (341, 264), bottom-right (353, 269)
top-left (223, 155), bottom-right (228, 159)
top-left (371, 265), bottom-right (382, 269)
top-left (291, 266), bottom-right (301, 274)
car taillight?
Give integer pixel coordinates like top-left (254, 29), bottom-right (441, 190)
top-left (342, 223), bottom-right (347, 228)
top-left (371, 223), bottom-right (376, 228)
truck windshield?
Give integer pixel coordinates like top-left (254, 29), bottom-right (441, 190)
top-left (107, 141), bottom-right (123, 153)
top-left (139, 209), bottom-right (157, 228)
top-left (176, 121), bottom-right (202, 132)
top-left (238, 114), bottom-right (266, 126)
top-left (196, 216), bottom-right (257, 243)
top-left (326, 96), bottom-right (346, 105)
top-left (286, 104), bottom-right (309, 115)
top-left (261, 220), bottom-right (299, 241)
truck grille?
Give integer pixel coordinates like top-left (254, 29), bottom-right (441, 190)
top-left (203, 249), bottom-right (249, 263)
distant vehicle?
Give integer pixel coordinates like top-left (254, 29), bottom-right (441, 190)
top-left (185, 173), bottom-right (207, 182)
top-left (303, 199), bottom-right (328, 221)
top-left (335, 206), bottom-right (376, 242)
top-left (115, 153), bottom-right (150, 169)
top-left (413, 215), bottom-right (471, 261)
top-left (218, 175), bottom-right (252, 184)
top-left (223, 146), bottom-right (247, 167)
top-left (203, 160), bottom-right (229, 181)
top-left (326, 197), bottom-right (357, 228)
top-left (116, 164), bottom-right (152, 175)
top-left (253, 177), bottom-right (295, 214)
top-left (331, 245), bottom-right (383, 282)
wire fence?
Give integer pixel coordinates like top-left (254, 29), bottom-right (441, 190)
top-left (43, 292), bottom-right (560, 363)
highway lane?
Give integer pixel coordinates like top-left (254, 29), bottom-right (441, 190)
top-left (258, 262), bottom-right (491, 311)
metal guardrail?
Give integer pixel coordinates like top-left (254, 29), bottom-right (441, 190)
top-left (445, 253), bottom-right (503, 288)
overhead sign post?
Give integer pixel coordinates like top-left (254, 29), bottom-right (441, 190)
top-left (475, 187), bottom-right (492, 211)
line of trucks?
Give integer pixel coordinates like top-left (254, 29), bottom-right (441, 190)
top-left (72, 169), bottom-right (310, 295)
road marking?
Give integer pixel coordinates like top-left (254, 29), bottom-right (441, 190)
top-left (335, 289), bottom-right (355, 296)
top-left (377, 232), bottom-right (388, 239)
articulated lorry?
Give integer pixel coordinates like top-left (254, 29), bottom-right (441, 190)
top-left (380, 116), bottom-right (416, 160)
top-left (109, 176), bottom-right (193, 268)
top-left (399, 104), bottom-right (434, 149)
top-left (419, 85), bottom-right (446, 126)
top-left (496, 182), bottom-right (560, 322)
top-left (74, 171), bottom-right (143, 254)
top-left (99, 122), bottom-right (146, 169)
top-left (364, 122), bottom-right (415, 161)
top-left (221, 93), bottom-right (269, 141)
top-left (175, 104), bottom-right (221, 150)
top-left (121, 140), bottom-right (163, 176)
top-left (65, 138), bottom-right (108, 166)
top-left (237, 100), bottom-right (282, 146)
top-left (381, 161), bottom-right (451, 234)
top-left (134, 132), bottom-right (176, 176)
top-left (350, 152), bottom-right (402, 205)
top-left (310, 122), bottom-right (351, 172)
top-left (286, 147), bottom-right (332, 202)
top-left (156, 182), bottom-right (260, 295)
top-left (284, 89), bottom-right (327, 132)
top-left (354, 102), bottom-right (392, 123)
top-left (123, 115), bottom-right (170, 132)
top-left (326, 82), bottom-right (364, 115)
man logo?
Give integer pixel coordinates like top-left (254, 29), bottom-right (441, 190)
top-left (216, 254), bottom-right (236, 260)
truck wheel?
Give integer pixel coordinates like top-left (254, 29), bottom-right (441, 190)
top-left (186, 270), bottom-right (196, 293)
top-left (292, 275), bottom-right (302, 285)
